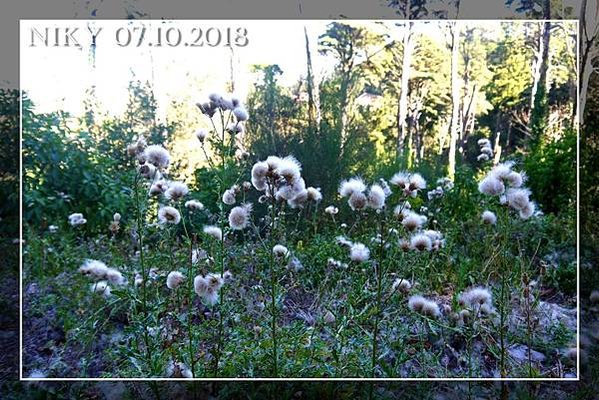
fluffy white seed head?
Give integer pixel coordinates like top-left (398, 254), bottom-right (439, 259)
top-left (277, 156), bottom-right (302, 183)
top-left (339, 177), bottom-right (366, 198)
top-left (408, 295), bottom-right (426, 312)
top-left (518, 201), bottom-right (536, 219)
top-left (193, 275), bottom-right (208, 296)
top-left (478, 176), bottom-right (505, 196)
top-left (506, 171), bottom-right (524, 188)
top-left (506, 188), bottom-right (531, 211)
top-left (350, 242), bottom-right (370, 262)
top-left (421, 300), bottom-right (441, 318)
top-left (392, 278), bottom-right (412, 293)
top-left (367, 184), bottom-right (386, 210)
top-left (228, 203), bottom-right (252, 230)
top-left (459, 287), bottom-right (493, 308)
top-left (478, 138), bottom-right (491, 147)
top-left (185, 199), bottom-right (204, 211)
top-left (165, 181), bottom-right (189, 202)
top-left (490, 162), bottom-right (514, 180)
top-left (480, 146), bottom-right (494, 156)
top-left (251, 175), bottom-right (267, 192)
top-left (158, 206), bottom-right (181, 225)
top-left (149, 179), bottom-right (169, 196)
top-left (166, 271), bottom-right (185, 289)
top-left (68, 213), bottom-right (87, 226)
top-left (195, 128), bottom-right (208, 142)
top-left (273, 244), bottom-right (290, 259)
top-left (482, 210), bottom-right (497, 225)
top-left (233, 107), bottom-right (249, 121)
top-left (287, 189), bottom-right (309, 209)
top-left (222, 189), bottom-right (237, 205)
top-left (306, 187), bottom-right (323, 203)
top-left (348, 192), bottom-right (367, 211)
top-left (408, 295), bottom-right (439, 317)
top-left (202, 288), bottom-right (220, 306)
top-left (79, 259), bottom-right (108, 277)
top-left (139, 162), bottom-right (158, 179)
top-left (390, 171), bottom-right (410, 188)
top-left (265, 155), bottom-right (282, 170)
top-left (203, 225), bottom-right (223, 241)
top-left (251, 161), bottom-right (269, 181)
top-left (393, 204), bottom-right (410, 220)
top-left (113, 213), bottom-right (121, 222)
top-left (402, 211), bottom-right (427, 231)
top-left (324, 205), bottom-right (339, 215)
top-left (166, 360), bottom-right (193, 378)
top-left (194, 275), bottom-right (222, 305)
top-left (105, 268), bottom-right (126, 285)
top-left (408, 173), bottom-right (427, 192)
top-left (143, 145), bottom-right (170, 170)
top-left (91, 281), bottom-right (111, 297)
top-left (410, 233), bottom-right (432, 251)
top-left (206, 273), bottom-right (225, 291)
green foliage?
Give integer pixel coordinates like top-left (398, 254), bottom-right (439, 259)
top-left (0, 89), bottom-right (19, 236)
top-left (22, 102), bottom-right (134, 233)
top-left (22, 81), bottom-right (176, 233)
top-left (485, 25), bottom-right (532, 110)
top-left (524, 128), bottom-right (576, 214)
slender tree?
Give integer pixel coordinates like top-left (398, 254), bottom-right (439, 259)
top-left (579, 0), bottom-right (599, 126)
top-left (447, 19), bottom-right (461, 180)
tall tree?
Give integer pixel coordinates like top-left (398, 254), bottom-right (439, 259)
top-left (507, 0), bottom-right (552, 144)
top-left (447, 19), bottom-right (461, 180)
top-left (318, 22), bottom-right (386, 144)
top-left (388, 0), bottom-right (429, 160)
top-left (579, 0), bottom-right (599, 126)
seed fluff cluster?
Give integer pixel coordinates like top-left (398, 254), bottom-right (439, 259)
top-left (194, 273), bottom-right (226, 306)
top-left (476, 138), bottom-right (494, 162)
top-left (478, 162), bottom-right (536, 219)
top-left (251, 155), bottom-right (319, 209)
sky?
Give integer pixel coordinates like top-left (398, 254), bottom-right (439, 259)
top-left (20, 19), bottom-right (546, 122)
top-left (20, 20), bottom-right (476, 121)
top-left (21, 20), bottom-right (336, 119)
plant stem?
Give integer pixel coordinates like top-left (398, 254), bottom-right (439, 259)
top-left (133, 173), bottom-right (154, 375)
top-left (370, 211), bottom-right (386, 379)
top-left (269, 196), bottom-right (279, 377)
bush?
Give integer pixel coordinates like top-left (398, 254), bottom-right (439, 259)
top-left (525, 129), bottom-right (576, 214)
top-left (22, 97), bottom-right (135, 233)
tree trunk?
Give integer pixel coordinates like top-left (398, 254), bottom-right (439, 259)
top-left (397, 20), bottom-right (413, 159)
top-left (304, 25), bottom-right (322, 133)
top-left (448, 20), bottom-right (461, 180)
top-left (579, 0), bottom-right (599, 126)
top-left (529, 1), bottom-right (551, 145)
top-left (529, 25), bottom-right (544, 112)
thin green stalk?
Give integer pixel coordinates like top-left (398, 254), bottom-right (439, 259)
top-left (268, 195), bottom-right (279, 377)
top-left (133, 173), bottom-right (154, 375)
top-left (370, 211), bottom-right (387, 379)
top-left (176, 203), bottom-right (197, 377)
top-left (212, 201), bottom-right (227, 377)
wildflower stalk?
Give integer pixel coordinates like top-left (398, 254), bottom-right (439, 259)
top-left (370, 210), bottom-right (387, 379)
top-left (211, 107), bottom-right (234, 376)
top-left (497, 207), bottom-right (511, 378)
top-left (268, 195), bottom-right (279, 377)
top-left (212, 193), bottom-right (227, 377)
top-left (132, 173), bottom-right (154, 375)
top-left (176, 203), bottom-right (197, 378)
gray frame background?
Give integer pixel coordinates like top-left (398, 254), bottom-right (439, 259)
top-left (1, 0), bottom-right (595, 398)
